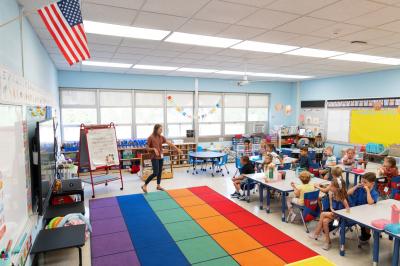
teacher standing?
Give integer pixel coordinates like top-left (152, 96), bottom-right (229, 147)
top-left (141, 124), bottom-right (181, 193)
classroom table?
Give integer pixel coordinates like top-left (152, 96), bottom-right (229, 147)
top-left (334, 199), bottom-right (399, 266)
top-left (329, 164), bottom-right (366, 188)
top-left (244, 171), bottom-right (330, 222)
top-left (249, 155), bottom-right (297, 166)
top-left (188, 151), bottom-right (225, 177)
top-left (384, 230), bottom-right (400, 266)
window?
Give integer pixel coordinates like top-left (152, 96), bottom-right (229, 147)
top-left (247, 94), bottom-right (269, 132)
top-left (135, 92), bottom-right (164, 138)
top-left (99, 91), bottom-right (132, 139)
top-left (198, 93), bottom-right (222, 137)
top-left (223, 94), bottom-right (246, 135)
top-left (61, 89), bottom-right (98, 142)
top-left (166, 92), bottom-right (193, 138)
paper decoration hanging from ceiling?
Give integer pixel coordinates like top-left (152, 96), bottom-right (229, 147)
top-left (167, 95), bottom-right (220, 120)
top-left (274, 103), bottom-right (283, 112)
top-left (285, 105), bottom-right (292, 116)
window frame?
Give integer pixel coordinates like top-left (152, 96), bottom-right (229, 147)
top-left (198, 92), bottom-right (223, 138)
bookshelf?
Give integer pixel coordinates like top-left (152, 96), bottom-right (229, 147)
top-left (167, 143), bottom-right (197, 168)
top-left (140, 151), bottom-right (173, 181)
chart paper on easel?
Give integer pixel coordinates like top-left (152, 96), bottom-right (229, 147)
top-left (86, 128), bottom-right (120, 170)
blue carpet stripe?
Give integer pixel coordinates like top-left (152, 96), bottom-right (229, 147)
top-left (117, 194), bottom-right (190, 266)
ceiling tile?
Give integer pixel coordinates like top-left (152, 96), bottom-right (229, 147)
top-left (142, 0), bottom-right (209, 17)
top-left (370, 0), bottom-right (400, 5)
top-left (17, 0), bottom-right (49, 10)
top-left (166, 57), bottom-right (197, 64)
top-left (82, 2), bottom-right (138, 25)
top-left (127, 69), bottom-right (174, 75)
top-left (85, 0), bottom-right (145, 10)
top-left (251, 30), bottom-right (300, 43)
top-left (309, 0), bottom-right (384, 22)
top-left (156, 42), bottom-right (194, 52)
top-left (346, 6), bottom-right (400, 27)
top-left (223, 0), bottom-right (275, 7)
top-left (111, 56), bottom-right (141, 64)
top-left (310, 23), bottom-right (365, 38)
top-left (150, 49), bottom-right (182, 57)
top-left (283, 35), bottom-right (326, 46)
top-left (178, 53), bottom-right (207, 59)
top-left (112, 53), bottom-right (144, 61)
top-left (139, 56), bottom-right (180, 64)
top-left (339, 28), bottom-right (394, 41)
top-left (218, 25), bottom-right (265, 40)
top-left (116, 46), bottom-right (153, 55)
top-left (237, 9), bottom-right (299, 29)
top-left (90, 50), bottom-right (115, 59)
top-left (187, 46), bottom-right (224, 55)
top-left (309, 39), bottom-right (376, 52)
top-left (87, 33), bottom-right (123, 46)
top-left (178, 19), bottom-right (230, 35)
top-left (120, 38), bottom-right (160, 49)
top-left (90, 44), bottom-right (119, 53)
top-left (368, 33), bottom-right (400, 45)
top-left (217, 49), bottom-right (250, 57)
top-left (275, 17), bottom-right (335, 34)
top-left (194, 0), bottom-right (257, 24)
top-left (133, 11), bottom-right (186, 31)
top-left (358, 46), bottom-right (400, 57)
top-left (379, 20), bottom-right (400, 33)
top-left (267, 0), bottom-right (337, 15)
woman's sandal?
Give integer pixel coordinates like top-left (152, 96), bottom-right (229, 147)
top-left (141, 185), bottom-right (148, 193)
top-left (156, 187), bottom-right (165, 191)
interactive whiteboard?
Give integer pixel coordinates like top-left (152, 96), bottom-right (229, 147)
top-left (0, 105), bottom-right (29, 254)
top-left (326, 109), bottom-right (350, 143)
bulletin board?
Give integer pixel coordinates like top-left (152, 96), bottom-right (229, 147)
top-left (350, 109), bottom-right (400, 146)
top-left (0, 105), bottom-right (29, 256)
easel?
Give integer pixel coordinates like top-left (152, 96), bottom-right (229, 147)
top-left (77, 123), bottom-right (123, 198)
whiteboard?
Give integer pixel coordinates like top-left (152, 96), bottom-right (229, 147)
top-left (86, 127), bottom-right (120, 170)
top-left (327, 109), bottom-right (350, 142)
top-left (0, 105), bottom-right (29, 252)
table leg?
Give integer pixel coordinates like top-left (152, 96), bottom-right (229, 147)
top-left (373, 230), bottom-right (380, 266)
top-left (78, 247), bottom-right (82, 266)
top-left (266, 188), bottom-right (271, 213)
top-left (392, 238), bottom-right (400, 266)
top-left (340, 220), bottom-right (346, 256)
top-left (354, 174), bottom-right (358, 187)
top-left (259, 184), bottom-right (264, 210)
top-left (346, 172), bottom-right (350, 189)
top-left (247, 182), bottom-right (250, 203)
top-left (281, 192), bottom-right (287, 222)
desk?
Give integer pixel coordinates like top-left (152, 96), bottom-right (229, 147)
top-left (385, 230), bottom-right (400, 266)
top-left (249, 156), bottom-right (297, 166)
top-left (334, 164), bottom-right (366, 188)
top-left (334, 199), bottom-right (399, 266)
top-left (188, 151), bottom-right (225, 177)
top-left (31, 225), bottom-right (86, 266)
top-left (245, 171), bottom-right (329, 222)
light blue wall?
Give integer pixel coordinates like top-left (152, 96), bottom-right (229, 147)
top-left (300, 68), bottom-right (400, 101)
top-left (58, 70), bottom-right (298, 128)
top-left (0, 0), bottom-right (59, 103)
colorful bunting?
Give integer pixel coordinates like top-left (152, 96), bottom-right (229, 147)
top-left (167, 95), bottom-right (221, 120)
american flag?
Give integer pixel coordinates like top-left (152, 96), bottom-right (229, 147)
top-left (38, 0), bottom-right (90, 65)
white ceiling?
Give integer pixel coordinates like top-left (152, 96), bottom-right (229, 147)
top-left (19, 0), bottom-right (400, 81)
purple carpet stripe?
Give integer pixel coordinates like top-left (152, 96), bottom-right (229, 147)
top-left (91, 217), bottom-right (128, 237)
top-left (91, 231), bottom-right (134, 258)
top-left (90, 205), bottom-right (122, 221)
top-left (92, 251), bottom-right (140, 266)
top-left (89, 197), bottom-right (119, 209)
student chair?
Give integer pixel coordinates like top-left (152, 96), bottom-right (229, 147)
top-left (281, 149), bottom-right (293, 157)
top-left (278, 163), bottom-right (292, 171)
top-left (292, 190), bottom-right (320, 233)
top-left (309, 162), bottom-right (320, 177)
top-left (233, 157), bottom-right (242, 177)
top-left (391, 176), bottom-right (400, 200)
top-left (214, 154), bottom-right (229, 176)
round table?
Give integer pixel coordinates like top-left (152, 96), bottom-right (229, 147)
top-left (188, 151), bottom-right (225, 176)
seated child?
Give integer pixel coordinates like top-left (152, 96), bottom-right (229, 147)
top-left (314, 133), bottom-right (324, 148)
top-left (310, 171), bottom-right (350, 250)
top-left (265, 144), bottom-right (283, 165)
top-left (319, 146), bottom-right (337, 180)
top-left (347, 172), bottom-right (379, 242)
top-left (341, 148), bottom-right (356, 166)
top-left (295, 147), bottom-right (312, 170)
top-left (286, 171), bottom-right (315, 222)
top-left (231, 156), bottom-right (255, 199)
top-left (377, 156), bottom-right (398, 196)
top-left (263, 154), bottom-right (279, 180)
top-left (259, 139), bottom-right (268, 155)
top-left (243, 139), bottom-right (253, 157)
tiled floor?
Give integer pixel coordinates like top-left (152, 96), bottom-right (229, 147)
top-left (41, 163), bottom-right (395, 266)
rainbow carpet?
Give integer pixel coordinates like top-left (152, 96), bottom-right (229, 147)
top-left (89, 186), bottom-right (334, 266)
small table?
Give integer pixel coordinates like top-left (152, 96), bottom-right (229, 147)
top-left (188, 151), bottom-right (225, 177)
top-left (334, 199), bottom-right (399, 266)
top-left (329, 164), bottom-right (365, 188)
top-left (385, 230), bottom-right (400, 266)
top-left (31, 225), bottom-right (86, 266)
top-left (245, 171), bottom-right (330, 222)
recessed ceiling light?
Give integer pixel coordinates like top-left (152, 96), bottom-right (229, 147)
top-left (83, 20), bottom-right (170, 40)
top-left (216, 70), bottom-right (246, 75)
top-left (133, 64), bottom-right (178, 71)
top-left (165, 32), bottom-right (242, 48)
top-left (231, 40), bottom-right (298, 53)
top-left (82, 61), bottom-right (132, 68)
top-left (286, 48), bottom-right (344, 58)
top-left (248, 72), bottom-right (313, 79)
top-left (177, 68), bottom-right (217, 73)
top-left (330, 53), bottom-right (400, 65)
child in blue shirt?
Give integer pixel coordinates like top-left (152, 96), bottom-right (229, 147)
top-left (347, 172), bottom-right (379, 241)
top-left (295, 147), bottom-right (312, 170)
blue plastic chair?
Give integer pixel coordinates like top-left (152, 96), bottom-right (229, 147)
top-left (197, 146), bottom-right (204, 152)
top-left (292, 190), bottom-right (320, 232)
top-left (281, 149), bottom-right (293, 157)
top-left (233, 157), bottom-right (242, 177)
top-left (215, 154), bottom-right (229, 176)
